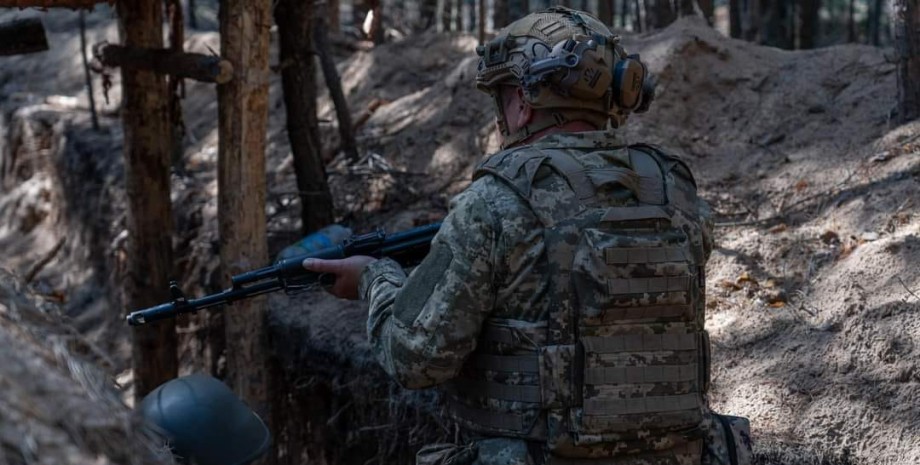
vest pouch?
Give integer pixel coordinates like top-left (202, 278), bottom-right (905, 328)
top-left (703, 414), bottom-right (753, 465)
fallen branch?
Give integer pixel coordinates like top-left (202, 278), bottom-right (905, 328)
top-left (93, 41), bottom-right (233, 84)
top-left (897, 277), bottom-right (920, 302)
top-left (0, 18), bottom-right (48, 56)
top-left (24, 238), bottom-right (65, 284)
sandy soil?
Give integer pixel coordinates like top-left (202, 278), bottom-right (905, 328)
top-left (0, 7), bottom-right (917, 465)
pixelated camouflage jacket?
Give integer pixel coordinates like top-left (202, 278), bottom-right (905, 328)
top-left (359, 130), bottom-right (713, 390)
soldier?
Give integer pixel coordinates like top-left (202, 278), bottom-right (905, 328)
top-left (304, 6), bottom-right (752, 465)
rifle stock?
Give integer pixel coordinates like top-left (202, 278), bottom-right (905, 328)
top-left (126, 222), bottom-right (441, 326)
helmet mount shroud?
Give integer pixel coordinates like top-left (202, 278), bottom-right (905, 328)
top-left (476, 6), bottom-right (655, 148)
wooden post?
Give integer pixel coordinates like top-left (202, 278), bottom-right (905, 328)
top-left (118, 0), bottom-right (178, 403)
top-left (892, 0), bottom-right (920, 122)
top-left (275, 0), bottom-right (336, 235)
top-left (0, 0), bottom-right (105, 6)
top-left (218, 0), bottom-right (273, 432)
top-left (94, 43), bottom-right (233, 83)
top-left (0, 18), bottom-right (48, 56)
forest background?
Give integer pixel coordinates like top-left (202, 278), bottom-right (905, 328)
top-left (0, 0), bottom-right (919, 465)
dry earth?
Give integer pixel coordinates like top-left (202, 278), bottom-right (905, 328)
top-left (0, 6), bottom-right (918, 465)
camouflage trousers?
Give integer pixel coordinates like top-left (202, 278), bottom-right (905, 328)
top-left (416, 416), bottom-right (752, 465)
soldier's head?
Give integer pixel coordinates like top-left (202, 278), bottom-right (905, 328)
top-left (475, 6), bottom-right (655, 148)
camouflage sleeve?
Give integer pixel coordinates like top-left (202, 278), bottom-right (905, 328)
top-left (358, 186), bottom-right (498, 389)
top-left (698, 198), bottom-right (715, 262)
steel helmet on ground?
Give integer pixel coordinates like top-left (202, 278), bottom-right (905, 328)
top-left (140, 374), bottom-right (271, 465)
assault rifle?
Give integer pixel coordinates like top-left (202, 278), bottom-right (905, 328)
top-left (126, 222), bottom-right (442, 326)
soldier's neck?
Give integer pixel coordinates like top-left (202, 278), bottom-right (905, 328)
top-left (517, 121), bottom-right (598, 146)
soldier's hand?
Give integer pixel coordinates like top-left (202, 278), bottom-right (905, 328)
top-left (302, 256), bottom-right (377, 300)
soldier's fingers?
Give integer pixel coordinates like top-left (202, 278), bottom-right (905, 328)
top-left (302, 258), bottom-right (345, 274)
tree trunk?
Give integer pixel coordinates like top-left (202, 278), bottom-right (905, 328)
top-left (187, 0), bottom-right (197, 29)
top-left (328, 0), bottom-right (340, 33)
top-left (848, 0), bottom-right (856, 42)
top-left (422, 0), bottom-right (439, 29)
top-left (366, 0), bottom-right (384, 43)
top-left (762, 0), bottom-right (791, 47)
top-left (647, 0), bottom-right (676, 29)
top-left (892, 0), bottom-right (920, 122)
top-left (79, 11), bottom-right (98, 131)
top-left (275, 0), bottom-right (336, 235)
top-left (117, 0), bottom-right (178, 404)
top-left (620, 0), bottom-right (629, 29)
top-left (218, 0), bottom-right (273, 436)
top-left (679, 0), bottom-right (695, 17)
top-left (599, 0), bottom-right (613, 25)
top-left (494, 0), bottom-right (508, 29)
top-left (798, 0), bottom-right (819, 48)
top-left (741, 0), bottom-right (761, 41)
top-left (699, 0), bottom-right (714, 24)
top-left (870, 0), bottom-right (883, 44)
top-left (314, 16), bottom-right (359, 162)
top-left (634, 0), bottom-right (643, 31)
top-left (730, 0), bottom-right (742, 37)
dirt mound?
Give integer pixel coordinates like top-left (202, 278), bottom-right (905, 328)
top-left (0, 268), bottom-right (172, 465)
top-left (1, 8), bottom-right (918, 465)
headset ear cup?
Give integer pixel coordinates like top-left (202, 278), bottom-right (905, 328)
top-left (636, 72), bottom-right (657, 113)
top-left (612, 55), bottom-right (647, 111)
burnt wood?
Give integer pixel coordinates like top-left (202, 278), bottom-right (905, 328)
top-left (0, 18), bottom-right (48, 56)
top-left (94, 42), bottom-right (233, 83)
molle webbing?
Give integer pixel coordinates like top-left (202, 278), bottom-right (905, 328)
top-left (581, 333), bottom-right (698, 353)
top-left (454, 143), bottom-right (707, 460)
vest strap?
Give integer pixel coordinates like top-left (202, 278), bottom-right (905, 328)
top-left (629, 147), bottom-right (666, 205)
top-left (581, 333), bottom-right (698, 354)
top-left (475, 353), bottom-right (541, 373)
top-left (607, 276), bottom-right (691, 295)
top-left (584, 393), bottom-right (700, 416)
top-left (448, 400), bottom-right (530, 433)
top-left (604, 246), bottom-right (689, 265)
top-left (584, 364), bottom-right (698, 385)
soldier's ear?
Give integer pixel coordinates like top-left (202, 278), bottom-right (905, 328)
top-left (515, 87), bottom-right (534, 127)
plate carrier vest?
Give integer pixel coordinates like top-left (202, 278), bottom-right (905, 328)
top-left (447, 143), bottom-right (711, 463)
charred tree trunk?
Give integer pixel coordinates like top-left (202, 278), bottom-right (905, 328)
top-left (620, 0), bottom-right (629, 29)
top-left (79, 12), bottom-right (98, 131)
top-left (741, 0), bottom-right (761, 41)
top-left (798, 0), bottom-right (819, 48)
top-left (368, 0), bottom-right (385, 44)
top-left (634, 0), bottom-right (644, 31)
top-left (328, 0), bottom-right (341, 33)
top-left (647, 0), bottom-right (676, 29)
top-left (187, 0), bottom-right (197, 29)
top-left (848, 0), bottom-right (857, 41)
top-left (892, 0), bottom-right (920, 122)
top-left (117, 0), bottom-right (178, 403)
top-left (730, 0), bottom-right (742, 37)
top-left (218, 0), bottom-right (273, 438)
top-left (314, 16), bottom-right (359, 162)
top-left (869, 0), bottom-right (884, 44)
top-left (679, 0), bottom-right (695, 17)
top-left (762, 0), bottom-right (792, 47)
top-left (422, 0), bottom-right (439, 29)
top-left (166, 0), bottom-right (185, 171)
top-left (0, 18), bottom-right (48, 56)
top-left (599, 0), bottom-right (613, 25)
top-left (699, 0), bottom-right (715, 24)
top-left (494, 0), bottom-right (508, 29)
top-left (275, 0), bottom-right (335, 235)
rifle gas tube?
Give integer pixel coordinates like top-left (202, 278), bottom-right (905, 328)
top-left (126, 222), bottom-right (441, 326)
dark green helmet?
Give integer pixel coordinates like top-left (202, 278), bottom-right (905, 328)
top-left (140, 374), bottom-right (271, 465)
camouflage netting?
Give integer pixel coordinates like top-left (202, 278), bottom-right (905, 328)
top-left (0, 269), bottom-right (173, 465)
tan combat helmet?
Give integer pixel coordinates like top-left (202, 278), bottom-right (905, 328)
top-left (476, 6), bottom-right (654, 147)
